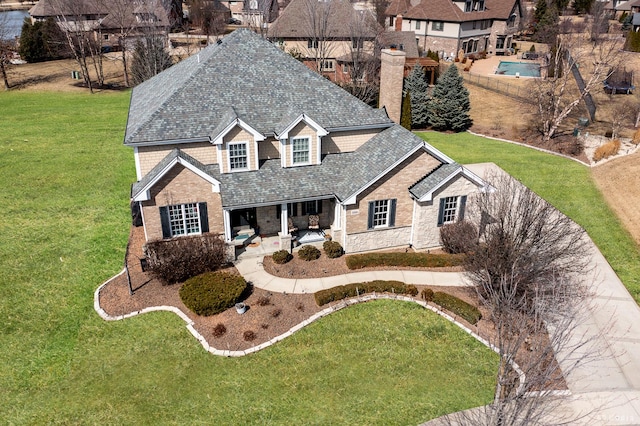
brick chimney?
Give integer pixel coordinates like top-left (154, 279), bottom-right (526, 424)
top-left (395, 14), bottom-right (403, 31)
top-left (379, 49), bottom-right (406, 124)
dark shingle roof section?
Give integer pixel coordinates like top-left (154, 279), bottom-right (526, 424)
top-left (218, 125), bottom-right (428, 206)
top-left (380, 32), bottom-right (420, 58)
top-left (125, 29), bottom-right (391, 145)
top-left (409, 162), bottom-right (461, 199)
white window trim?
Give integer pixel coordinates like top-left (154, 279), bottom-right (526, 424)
top-left (227, 141), bottom-right (249, 172)
top-left (441, 196), bottom-right (460, 225)
top-left (291, 136), bottom-right (311, 166)
top-left (169, 203), bottom-right (201, 237)
top-left (372, 199), bottom-right (391, 228)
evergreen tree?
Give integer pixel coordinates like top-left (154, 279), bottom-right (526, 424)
top-left (404, 63), bottom-right (430, 129)
top-left (427, 65), bottom-right (472, 132)
top-left (19, 18), bottom-right (68, 63)
top-left (401, 91), bottom-right (412, 130)
top-left (573, 0), bottom-right (594, 14)
top-left (130, 36), bottom-right (173, 85)
top-left (533, 0), bottom-right (547, 24)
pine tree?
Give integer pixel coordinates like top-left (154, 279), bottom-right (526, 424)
top-left (401, 91), bottom-right (412, 130)
top-left (533, 0), bottom-right (547, 24)
top-left (427, 65), bottom-right (472, 132)
top-left (404, 63), bottom-right (430, 129)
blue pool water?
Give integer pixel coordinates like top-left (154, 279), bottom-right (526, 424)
top-left (495, 61), bottom-right (541, 77)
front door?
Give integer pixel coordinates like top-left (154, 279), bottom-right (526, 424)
top-left (231, 208), bottom-right (257, 229)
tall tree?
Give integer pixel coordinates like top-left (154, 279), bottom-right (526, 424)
top-left (0, 12), bottom-right (13, 90)
top-left (400, 91), bottom-right (412, 130)
top-left (530, 33), bottom-right (622, 142)
top-left (19, 17), bottom-right (69, 63)
top-left (427, 64), bottom-right (472, 132)
top-left (301, 0), bottom-right (338, 73)
top-left (188, 0), bottom-right (228, 45)
top-left (130, 34), bottom-right (172, 85)
top-left (442, 170), bottom-right (603, 426)
top-left (404, 63), bottom-right (430, 129)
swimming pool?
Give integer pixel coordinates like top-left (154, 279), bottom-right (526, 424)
top-left (495, 61), bottom-right (541, 77)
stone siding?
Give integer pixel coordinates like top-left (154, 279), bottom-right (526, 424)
top-left (345, 226), bottom-right (412, 253)
top-left (138, 142), bottom-right (215, 176)
top-left (141, 164), bottom-right (223, 241)
top-left (322, 129), bottom-right (380, 154)
top-left (411, 174), bottom-right (480, 249)
top-left (256, 205), bottom-right (280, 235)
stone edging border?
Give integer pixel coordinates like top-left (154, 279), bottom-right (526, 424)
top-left (94, 268), bottom-right (547, 397)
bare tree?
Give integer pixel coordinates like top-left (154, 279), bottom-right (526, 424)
top-left (439, 170), bottom-right (605, 425)
top-left (50, 0), bottom-right (106, 92)
top-left (529, 32), bottom-right (622, 142)
top-left (189, 0), bottom-right (227, 44)
top-left (301, 0), bottom-right (337, 73)
top-left (0, 12), bottom-right (14, 90)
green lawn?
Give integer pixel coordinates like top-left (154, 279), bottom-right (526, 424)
top-left (0, 92), bottom-right (497, 424)
top-left (419, 131), bottom-right (640, 303)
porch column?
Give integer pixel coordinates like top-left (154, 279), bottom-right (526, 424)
top-left (223, 209), bottom-right (232, 242)
top-left (332, 201), bottom-right (342, 230)
top-left (280, 203), bottom-right (289, 235)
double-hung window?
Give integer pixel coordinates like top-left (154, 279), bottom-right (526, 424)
top-left (228, 142), bottom-right (248, 170)
top-left (160, 202), bottom-right (209, 238)
top-left (432, 21), bottom-right (444, 31)
top-left (367, 199), bottom-right (396, 229)
top-left (292, 137), bottom-right (310, 164)
top-left (437, 195), bottom-right (467, 226)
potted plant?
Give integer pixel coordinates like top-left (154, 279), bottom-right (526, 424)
top-left (235, 302), bottom-right (247, 314)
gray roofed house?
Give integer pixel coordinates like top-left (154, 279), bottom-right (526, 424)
top-left (126, 28), bottom-right (485, 258)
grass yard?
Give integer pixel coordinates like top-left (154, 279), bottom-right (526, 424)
top-left (0, 92), bottom-right (497, 423)
top-left (420, 131), bottom-right (640, 303)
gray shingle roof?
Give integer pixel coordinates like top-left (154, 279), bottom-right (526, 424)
top-left (125, 29), bottom-right (392, 145)
top-left (409, 162), bottom-right (461, 199)
top-left (132, 125), bottom-right (445, 207)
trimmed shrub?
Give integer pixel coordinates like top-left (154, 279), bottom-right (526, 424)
top-left (432, 292), bottom-right (482, 325)
top-left (529, 44), bottom-right (536, 52)
top-left (632, 129), bottom-right (640, 145)
top-left (179, 272), bottom-right (247, 316)
top-left (439, 221), bottom-right (479, 254)
top-left (212, 323), bottom-right (227, 338)
top-left (593, 139), bottom-right (621, 162)
top-left (298, 245), bottom-right (321, 261)
top-left (420, 288), bottom-right (434, 302)
top-left (346, 252), bottom-right (464, 270)
top-left (270, 308), bottom-right (282, 318)
top-left (145, 234), bottom-right (228, 284)
top-left (323, 240), bottom-right (344, 258)
top-left (243, 330), bottom-right (256, 341)
top-left (314, 280), bottom-right (418, 306)
top-left (272, 250), bottom-right (292, 264)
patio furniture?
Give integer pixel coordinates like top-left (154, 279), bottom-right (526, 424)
top-left (288, 217), bottom-right (298, 234)
top-left (308, 214), bottom-right (320, 230)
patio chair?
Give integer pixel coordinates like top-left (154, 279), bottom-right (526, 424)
top-left (308, 215), bottom-right (324, 235)
top-left (288, 217), bottom-right (298, 234)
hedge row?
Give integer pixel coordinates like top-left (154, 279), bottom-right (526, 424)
top-left (345, 252), bottom-right (465, 270)
top-left (314, 280), bottom-right (418, 306)
top-left (432, 291), bottom-right (482, 325)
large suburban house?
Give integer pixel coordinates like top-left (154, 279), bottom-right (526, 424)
top-left (29, 0), bottom-right (174, 52)
top-left (385, 0), bottom-right (522, 57)
top-left (125, 29), bottom-right (486, 257)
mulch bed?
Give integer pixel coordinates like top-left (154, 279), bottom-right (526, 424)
top-left (97, 226), bottom-right (568, 392)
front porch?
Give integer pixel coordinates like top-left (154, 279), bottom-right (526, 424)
top-left (236, 228), bottom-right (331, 260)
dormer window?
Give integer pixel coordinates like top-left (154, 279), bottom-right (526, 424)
top-left (229, 142), bottom-right (248, 170)
top-left (466, 0), bottom-right (484, 11)
top-left (292, 137), bottom-right (310, 164)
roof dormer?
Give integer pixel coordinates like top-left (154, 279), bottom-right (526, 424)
top-left (276, 114), bottom-right (328, 168)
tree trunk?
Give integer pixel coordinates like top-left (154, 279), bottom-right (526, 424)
top-left (0, 61), bottom-right (9, 90)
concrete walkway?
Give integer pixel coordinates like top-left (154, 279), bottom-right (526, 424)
top-left (236, 239), bottom-right (640, 425)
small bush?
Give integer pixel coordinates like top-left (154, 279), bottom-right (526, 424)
top-left (421, 288), bottom-right (434, 302)
top-left (632, 129), bottom-right (640, 145)
top-left (272, 250), bottom-right (293, 264)
top-left (432, 292), bottom-right (482, 325)
top-left (270, 308), bottom-right (282, 318)
top-left (212, 323), bottom-right (227, 338)
top-left (256, 295), bottom-right (271, 306)
top-left (298, 245), bottom-right (321, 261)
top-left (145, 234), bottom-right (227, 284)
top-left (346, 252), bottom-right (464, 270)
top-left (243, 330), bottom-right (256, 342)
top-left (593, 139), bottom-right (621, 162)
top-left (315, 280), bottom-right (418, 306)
top-left (296, 302), bottom-right (305, 312)
top-left (529, 44), bottom-right (536, 52)
top-left (261, 323), bottom-right (269, 329)
top-left (323, 240), bottom-right (343, 258)
top-left (179, 272), bottom-right (247, 316)
top-left (440, 221), bottom-right (479, 254)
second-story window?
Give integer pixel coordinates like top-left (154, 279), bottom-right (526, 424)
top-left (432, 21), bottom-right (444, 31)
top-left (415, 20), bottom-right (421, 30)
top-left (229, 142), bottom-right (248, 170)
top-left (308, 39), bottom-right (319, 48)
top-left (292, 137), bottom-right (310, 164)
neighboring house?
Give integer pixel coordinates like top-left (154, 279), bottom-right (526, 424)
top-left (124, 29), bottom-right (486, 257)
top-left (29, 0), bottom-right (172, 52)
top-left (242, 0), bottom-right (279, 28)
top-left (385, 0), bottom-right (522, 57)
top-left (604, 0), bottom-right (640, 19)
top-left (267, 0), bottom-right (379, 81)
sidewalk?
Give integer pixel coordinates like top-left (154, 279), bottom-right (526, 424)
top-left (234, 255), bottom-right (471, 294)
